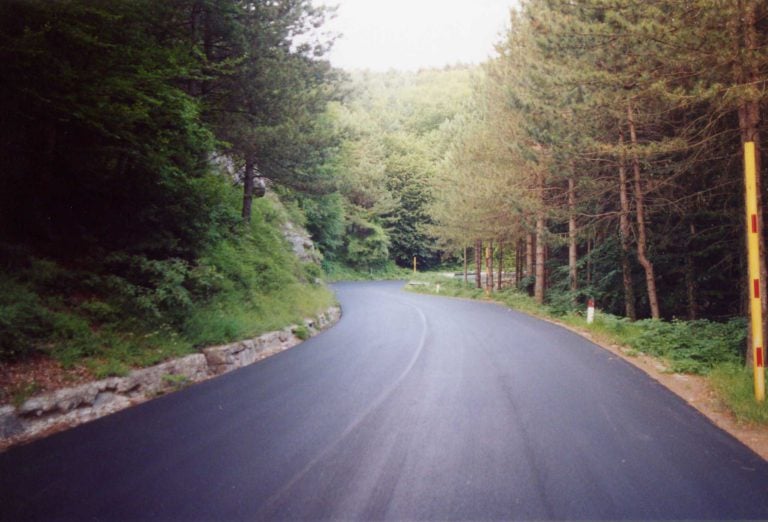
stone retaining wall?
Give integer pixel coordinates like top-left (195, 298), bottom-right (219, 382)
top-left (0, 306), bottom-right (341, 450)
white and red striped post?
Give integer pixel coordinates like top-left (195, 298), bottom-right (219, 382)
top-left (744, 141), bottom-right (765, 401)
top-left (586, 298), bottom-right (595, 325)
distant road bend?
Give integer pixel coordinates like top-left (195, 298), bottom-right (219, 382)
top-left (2, 281), bottom-right (768, 520)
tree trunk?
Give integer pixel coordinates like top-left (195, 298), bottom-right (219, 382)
top-left (627, 100), bottom-right (660, 319)
top-left (487, 239), bottom-right (494, 292)
top-left (497, 240), bottom-right (504, 291)
top-left (586, 237), bottom-right (592, 287)
top-left (525, 232), bottom-right (534, 278)
top-left (241, 157), bottom-right (255, 223)
top-left (516, 238), bottom-right (524, 288)
top-left (535, 213), bottom-right (546, 305)
top-left (686, 224), bottom-right (699, 320)
top-left (735, 0), bottom-right (765, 367)
top-left (475, 239), bottom-right (483, 289)
top-left (534, 167), bottom-right (547, 304)
top-left (463, 245), bottom-right (468, 286)
top-left (568, 176), bottom-right (578, 293)
top-left (618, 131), bottom-right (637, 320)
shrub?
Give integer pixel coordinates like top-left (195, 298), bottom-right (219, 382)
top-left (622, 318), bottom-right (744, 374)
top-left (293, 324), bottom-right (310, 340)
top-left (0, 276), bottom-right (54, 360)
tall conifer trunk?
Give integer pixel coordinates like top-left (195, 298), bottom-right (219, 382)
top-left (618, 131), bottom-right (637, 320)
top-left (686, 224), bottom-right (699, 320)
top-left (475, 239), bottom-right (483, 289)
top-left (534, 167), bottom-right (547, 304)
top-left (486, 239), bottom-right (494, 292)
top-left (627, 100), bottom-right (660, 318)
top-left (497, 240), bottom-right (504, 291)
top-left (463, 245), bottom-right (468, 286)
top-left (535, 218), bottom-right (546, 304)
top-left (734, 0), bottom-right (766, 365)
top-left (525, 233), bottom-right (535, 279)
top-left (568, 176), bottom-right (578, 293)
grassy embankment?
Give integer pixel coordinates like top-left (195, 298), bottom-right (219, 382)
top-left (0, 192), bottom-right (335, 405)
top-left (407, 272), bottom-right (768, 425)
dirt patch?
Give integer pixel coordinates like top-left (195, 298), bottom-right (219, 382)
top-left (559, 321), bottom-right (768, 462)
top-left (0, 355), bottom-right (93, 406)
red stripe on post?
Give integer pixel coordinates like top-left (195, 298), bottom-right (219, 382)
top-left (752, 214), bottom-right (759, 234)
top-left (758, 347), bottom-right (764, 368)
top-left (755, 279), bottom-right (761, 299)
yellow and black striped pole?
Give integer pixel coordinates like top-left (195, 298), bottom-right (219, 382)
top-left (744, 141), bottom-right (765, 401)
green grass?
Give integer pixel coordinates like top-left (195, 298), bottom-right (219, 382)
top-left (184, 283), bottom-right (335, 347)
top-left (710, 364), bottom-right (768, 424)
top-left (407, 271), bottom-right (763, 424)
top-left (0, 194), bottom-right (336, 387)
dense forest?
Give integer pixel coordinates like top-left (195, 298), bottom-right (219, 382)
top-left (300, 67), bottom-right (476, 273)
top-left (1, 0), bottom-right (768, 399)
top-left (431, 1), bottom-right (768, 326)
top-left (0, 0), bottom-right (344, 376)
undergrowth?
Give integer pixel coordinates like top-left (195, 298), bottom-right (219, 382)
top-left (0, 193), bottom-right (334, 384)
top-left (322, 260), bottom-right (411, 282)
top-left (709, 364), bottom-right (768, 424)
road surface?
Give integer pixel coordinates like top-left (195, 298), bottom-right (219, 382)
top-left (1, 281), bottom-right (767, 520)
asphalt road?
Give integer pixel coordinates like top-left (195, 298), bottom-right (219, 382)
top-left (2, 280), bottom-right (768, 520)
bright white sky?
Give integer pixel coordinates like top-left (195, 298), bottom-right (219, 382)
top-left (315, 0), bottom-right (518, 71)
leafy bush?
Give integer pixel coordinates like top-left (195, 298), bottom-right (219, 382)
top-left (0, 192), bottom-right (335, 371)
top-left (293, 325), bottom-right (311, 340)
top-left (344, 215), bottom-right (390, 269)
top-left (621, 318), bottom-right (744, 374)
top-left (322, 260), bottom-right (410, 282)
top-left (0, 276), bottom-right (55, 360)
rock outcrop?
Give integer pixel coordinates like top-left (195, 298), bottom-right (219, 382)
top-left (281, 221), bottom-right (321, 264)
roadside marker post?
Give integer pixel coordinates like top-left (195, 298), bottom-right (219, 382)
top-left (586, 298), bottom-right (595, 325)
top-left (744, 141), bottom-right (765, 402)
top-left (413, 256), bottom-right (417, 274)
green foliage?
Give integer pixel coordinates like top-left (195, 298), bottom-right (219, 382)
top-left (618, 319), bottom-right (745, 374)
top-left (162, 373), bottom-right (191, 391)
top-left (0, 193), bottom-right (334, 382)
top-left (0, 0), bottom-right (341, 400)
top-left (710, 364), bottom-right (768, 425)
top-left (293, 325), bottom-right (311, 341)
top-left (301, 193), bottom-right (346, 256)
top-left (302, 262), bottom-right (325, 284)
top-left (343, 214), bottom-right (391, 270)
top-left (318, 68), bottom-right (476, 273)
top-left (0, 276), bottom-right (55, 360)
top-left (0, 0), bottom-right (228, 260)
top-left (182, 195), bottom-right (334, 346)
top-left (322, 260), bottom-right (410, 282)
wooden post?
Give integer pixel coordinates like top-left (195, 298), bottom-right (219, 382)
top-left (745, 141), bottom-right (765, 401)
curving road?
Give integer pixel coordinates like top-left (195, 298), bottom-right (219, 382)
top-left (1, 281), bottom-right (768, 520)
